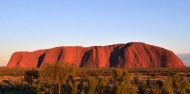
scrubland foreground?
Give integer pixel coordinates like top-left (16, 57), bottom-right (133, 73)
top-left (0, 65), bottom-right (190, 94)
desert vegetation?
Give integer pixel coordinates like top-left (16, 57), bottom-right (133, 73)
top-left (1, 66), bottom-right (190, 94)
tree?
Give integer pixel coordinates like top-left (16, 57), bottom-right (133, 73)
top-left (110, 69), bottom-right (137, 94)
top-left (87, 78), bottom-right (98, 94)
top-left (24, 69), bottom-right (39, 89)
top-left (66, 73), bottom-right (78, 94)
top-left (97, 76), bottom-right (110, 93)
top-left (133, 74), bottom-right (139, 85)
top-left (146, 76), bottom-right (151, 87)
top-left (40, 63), bottom-right (76, 94)
top-left (110, 69), bottom-right (130, 83)
top-left (114, 81), bottom-right (138, 94)
top-left (138, 80), bottom-right (148, 94)
top-left (180, 78), bottom-right (190, 94)
top-left (161, 78), bottom-right (174, 94)
top-left (151, 83), bottom-right (161, 94)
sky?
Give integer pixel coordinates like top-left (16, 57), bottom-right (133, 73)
top-left (0, 0), bottom-right (190, 66)
top-left (178, 54), bottom-right (190, 66)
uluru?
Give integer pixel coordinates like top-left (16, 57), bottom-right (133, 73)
top-left (7, 42), bottom-right (185, 68)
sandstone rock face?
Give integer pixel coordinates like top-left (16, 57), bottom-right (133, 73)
top-left (7, 42), bottom-right (185, 68)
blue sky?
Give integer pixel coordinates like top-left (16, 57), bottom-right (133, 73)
top-left (0, 0), bottom-right (190, 66)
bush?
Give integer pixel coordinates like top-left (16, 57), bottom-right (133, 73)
top-left (87, 78), bottom-right (98, 94)
top-left (161, 79), bottom-right (174, 94)
top-left (24, 69), bottom-right (39, 88)
top-left (180, 78), bottom-right (190, 94)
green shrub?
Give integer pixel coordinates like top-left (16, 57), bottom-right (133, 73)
top-left (24, 69), bottom-right (39, 88)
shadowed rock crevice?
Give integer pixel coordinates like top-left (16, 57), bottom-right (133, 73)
top-left (16, 54), bottom-right (23, 67)
top-left (58, 49), bottom-right (63, 62)
top-left (109, 45), bottom-right (126, 67)
top-left (109, 49), bottom-right (120, 67)
top-left (37, 53), bottom-right (46, 68)
top-left (80, 50), bottom-right (93, 67)
top-left (80, 51), bottom-right (91, 67)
